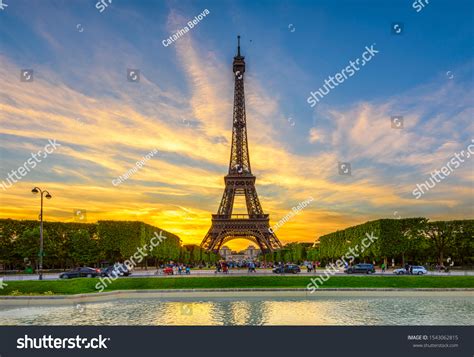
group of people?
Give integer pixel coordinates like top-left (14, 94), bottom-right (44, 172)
top-left (404, 264), bottom-right (416, 274)
top-left (177, 264), bottom-right (191, 275)
top-left (215, 260), bottom-right (258, 273)
top-left (304, 261), bottom-right (320, 272)
top-left (155, 263), bottom-right (191, 275)
top-left (215, 261), bottom-right (229, 273)
top-left (435, 263), bottom-right (450, 272)
top-left (248, 261), bottom-right (256, 273)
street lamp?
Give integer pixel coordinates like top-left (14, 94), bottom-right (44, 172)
top-left (32, 187), bottom-right (52, 280)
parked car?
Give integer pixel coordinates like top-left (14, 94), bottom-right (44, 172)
top-left (344, 263), bottom-right (375, 274)
top-left (59, 267), bottom-right (101, 279)
top-left (101, 263), bottom-right (131, 277)
top-left (411, 266), bottom-right (428, 275)
top-left (394, 266), bottom-right (427, 275)
top-left (163, 266), bottom-right (174, 275)
top-left (272, 264), bottom-right (301, 274)
top-left (393, 268), bottom-right (407, 275)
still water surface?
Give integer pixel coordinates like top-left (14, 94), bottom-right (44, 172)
top-left (0, 296), bottom-right (472, 325)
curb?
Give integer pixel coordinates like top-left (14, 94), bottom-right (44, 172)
top-left (0, 288), bottom-right (473, 305)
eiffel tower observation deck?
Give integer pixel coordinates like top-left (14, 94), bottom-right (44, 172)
top-left (200, 36), bottom-right (282, 253)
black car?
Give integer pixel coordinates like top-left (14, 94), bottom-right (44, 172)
top-left (59, 267), bottom-right (101, 279)
top-left (101, 263), bottom-right (131, 277)
top-left (272, 264), bottom-right (301, 274)
top-left (344, 263), bottom-right (375, 274)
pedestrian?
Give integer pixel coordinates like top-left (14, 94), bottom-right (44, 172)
top-left (381, 262), bottom-right (385, 273)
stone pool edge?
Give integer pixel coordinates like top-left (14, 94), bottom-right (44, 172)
top-left (0, 288), bottom-right (473, 306)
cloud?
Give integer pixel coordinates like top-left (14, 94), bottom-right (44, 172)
top-left (308, 128), bottom-right (322, 143)
top-left (0, 6), bottom-right (472, 252)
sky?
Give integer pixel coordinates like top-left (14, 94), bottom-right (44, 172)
top-left (0, 0), bottom-right (473, 250)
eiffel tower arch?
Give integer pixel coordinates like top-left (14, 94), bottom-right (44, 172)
top-left (201, 36), bottom-right (282, 253)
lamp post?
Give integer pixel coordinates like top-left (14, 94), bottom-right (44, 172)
top-left (32, 187), bottom-right (52, 280)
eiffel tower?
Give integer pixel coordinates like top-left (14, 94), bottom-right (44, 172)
top-left (201, 36), bottom-right (282, 253)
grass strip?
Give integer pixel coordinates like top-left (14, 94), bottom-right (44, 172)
top-left (1, 275), bottom-right (473, 296)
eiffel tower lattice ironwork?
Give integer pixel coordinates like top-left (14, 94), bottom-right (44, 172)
top-left (200, 36), bottom-right (282, 253)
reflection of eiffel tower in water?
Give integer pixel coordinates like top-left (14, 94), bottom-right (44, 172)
top-left (210, 299), bottom-right (268, 325)
top-left (201, 36), bottom-right (282, 253)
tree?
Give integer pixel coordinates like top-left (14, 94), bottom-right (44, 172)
top-left (13, 227), bottom-right (44, 270)
top-left (423, 221), bottom-right (458, 265)
top-left (306, 247), bottom-right (320, 262)
top-left (0, 224), bottom-right (15, 269)
top-left (379, 218), bottom-right (427, 265)
top-left (69, 229), bottom-right (100, 266)
top-left (451, 220), bottom-right (474, 265)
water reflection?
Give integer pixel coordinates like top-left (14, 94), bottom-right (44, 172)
top-left (0, 296), bottom-right (472, 326)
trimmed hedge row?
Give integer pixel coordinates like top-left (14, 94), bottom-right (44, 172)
top-left (0, 219), bottom-right (217, 270)
top-left (318, 218), bottom-right (474, 265)
top-left (97, 220), bottom-right (181, 262)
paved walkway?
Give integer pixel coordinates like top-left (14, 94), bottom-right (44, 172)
top-left (2, 269), bottom-right (473, 281)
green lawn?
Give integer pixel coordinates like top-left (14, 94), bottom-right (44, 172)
top-left (1, 276), bottom-right (473, 296)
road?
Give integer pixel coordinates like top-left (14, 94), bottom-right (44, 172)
top-left (1, 269), bottom-right (473, 282)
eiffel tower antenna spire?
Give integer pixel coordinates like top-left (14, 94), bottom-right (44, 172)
top-left (201, 36), bottom-right (282, 254)
top-left (237, 35), bottom-right (241, 56)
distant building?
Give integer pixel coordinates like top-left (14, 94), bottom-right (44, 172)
top-left (243, 245), bottom-right (260, 260)
top-left (219, 245), bottom-right (261, 262)
top-left (219, 246), bottom-right (232, 260)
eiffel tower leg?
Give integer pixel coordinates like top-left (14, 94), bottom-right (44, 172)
top-left (201, 227), bottom-right (218, 251)
top-left (253, 232), bottom-right (269, 253)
